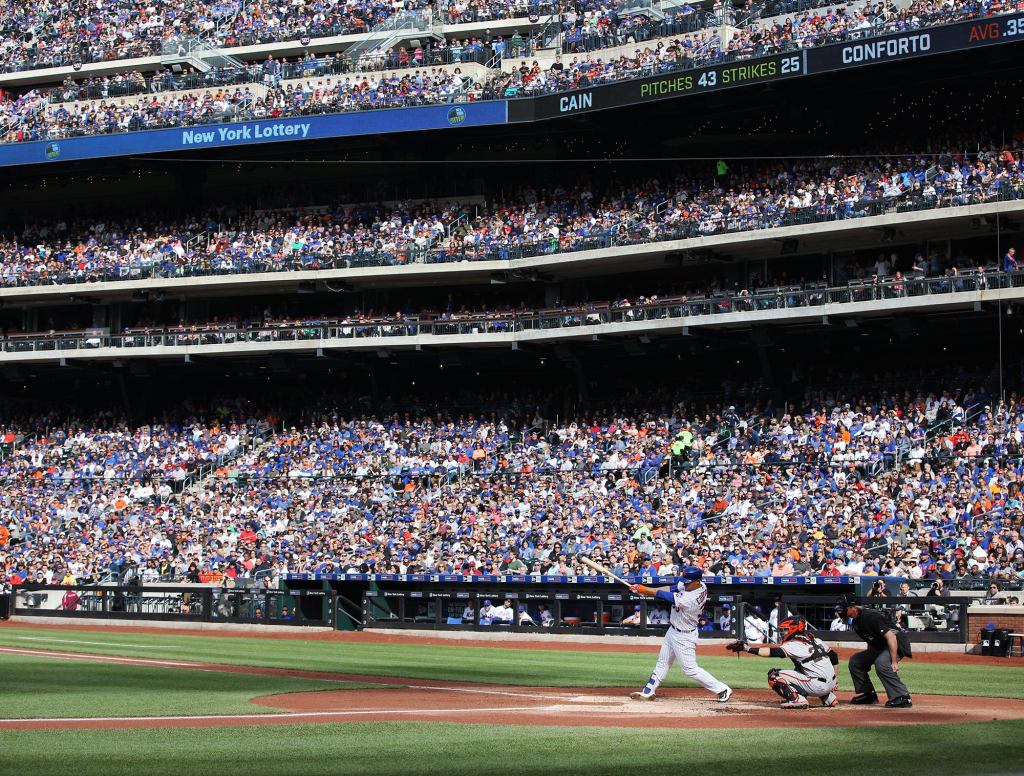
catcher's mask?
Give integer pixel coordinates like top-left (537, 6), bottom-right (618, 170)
top-left (777, 616), bottom-right (807, 642)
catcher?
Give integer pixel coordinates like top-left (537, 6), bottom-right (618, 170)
top-left (726, 616), bottom-right (839, 709)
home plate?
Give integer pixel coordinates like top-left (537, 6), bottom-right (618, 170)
top-left (545, 694), bottom-right (777, 716)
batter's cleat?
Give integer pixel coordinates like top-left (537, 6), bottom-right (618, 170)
top-left (780, 697), bottom-right (809, 709)
top-left (716, 687), bottom-right (733, 703)
top-left (884, 695), bottom-right (913, 708)
top-left (820, 692), bottom-right (839, 708)
top-left (630, 691), bottom-right (656, 701)
top-left (850, 691), bottom-right (879, 705)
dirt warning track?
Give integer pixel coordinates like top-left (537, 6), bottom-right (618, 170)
top-left (2, 645), bottom-right (1023, 732)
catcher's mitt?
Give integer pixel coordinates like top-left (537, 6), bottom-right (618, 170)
top-left (725, 640), bottom-right (746, 653)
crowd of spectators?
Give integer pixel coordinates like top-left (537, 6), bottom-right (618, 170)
top-left (1, 242), bottom-right (1019, 350)
top-left (3, 66), bottom-right (472, 144)
top-left (0, 143), bottom-right (1022, 288)
top-left (0, 407), bottom-right (267, 481)
top-left (2, 384), bottom-right (1024, 591)
top-left (0, 0), bottom-right (556, 75)
top-left (3, 0), bottom-right (1020, 144)
top-left (0, 0), bottom-right (850, 110)
top-left (499, 0), bottom-right (1023, 96)
top-left (37, 45), bottom-right (490, 108)
top-left (0, 0), bottom-right (832, 78)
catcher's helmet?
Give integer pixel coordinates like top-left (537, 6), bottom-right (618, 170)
top-left (777, 616), bottom-right (807, 642)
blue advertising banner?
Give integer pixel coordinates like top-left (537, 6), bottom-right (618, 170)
top-left (285, 572), bottom-right (858, 585)
top-left (0, 100), bottom-right (508, 168)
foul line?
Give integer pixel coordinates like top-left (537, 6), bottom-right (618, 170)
top-left (13, 636), bottom-right (162, 649)
top-left (0, 646), bottom-right (203, 668)
top-left (0, 706), bottom-right (552, 725)
top-left (405, 684), bottom-right (570, 701)
top-left (0, 646), bottom-right (571, 702)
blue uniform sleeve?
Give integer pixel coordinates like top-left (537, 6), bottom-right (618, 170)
top-left (655, 589), bottom-right (675, 604)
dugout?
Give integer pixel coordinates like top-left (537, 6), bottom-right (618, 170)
top-left (10, 583), bottom-right (337, 627)
top-left (750, 596), bottom-right (970, 645)
top-left (323, 575), bottom-right (860, 638)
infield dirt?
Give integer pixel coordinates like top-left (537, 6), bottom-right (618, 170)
top-left (0, 643), bottom-right (1021, 732)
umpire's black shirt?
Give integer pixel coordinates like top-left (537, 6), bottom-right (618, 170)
top-left (851, 608), bottom-right (895, 650)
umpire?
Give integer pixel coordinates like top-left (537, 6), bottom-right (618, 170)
top-left (835, 594), bottom-right (913, 708)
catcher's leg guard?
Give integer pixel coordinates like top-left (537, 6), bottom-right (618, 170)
top-left (768, 668), bottom-right (799, 702)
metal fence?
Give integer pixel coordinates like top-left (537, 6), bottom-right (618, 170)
top-left (363, 585), bottom-right (740, 637)
top-left (4, 268), bottom-right (1022, 356)
top-left (39, 45), bottom-right (493, 107)
top-left (11, 584), bottom-right (336, 626)
top-left (773, 595), bottom-right (969, 644)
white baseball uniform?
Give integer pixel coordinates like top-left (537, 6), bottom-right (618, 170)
top-left (639, 583), bottom-right (730, 697)
top-left (744, 614), bottom-right (770, 642)
top-left (772, 634), bottom-right (838, 699)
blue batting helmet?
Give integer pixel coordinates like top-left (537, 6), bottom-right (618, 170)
top-left (682, 566), bottom-right (703, 582)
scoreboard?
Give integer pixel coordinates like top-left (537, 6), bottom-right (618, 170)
top-left (507, 12), bottom-right (1024, 122)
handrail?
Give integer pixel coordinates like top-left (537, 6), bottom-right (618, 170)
top-left (37, 46), bottom-right (493, 108)
top-left (175, 419), bottom-right (274, 492)
top-left (3, 269), bottom-right (1021, 355)
top-left (3, 449), bottom-right (1024, 485)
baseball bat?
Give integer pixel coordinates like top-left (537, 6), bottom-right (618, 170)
top-left (579, 556), bottom-right (632, 588)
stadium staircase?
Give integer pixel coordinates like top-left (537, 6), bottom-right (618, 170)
top-left (619, 0), bottom-right (680, 22)
top-left (345, 10), bottom-right (444, 68)
top-left (533, 10), bottom-right (565, 52)
top-left (177, 421), bottom-right (275, 497)
top-left (161, 36), bottom-right (245, 74)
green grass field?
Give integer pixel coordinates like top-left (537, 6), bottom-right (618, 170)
top-left (0, 653), bottom-right (375, 718)
top-left (1, 624), bottom-right (1022, 776)
top-left (0, 625), bottom-right (1021, 697)
top-left (4, 721), bottom-right (1024, 776)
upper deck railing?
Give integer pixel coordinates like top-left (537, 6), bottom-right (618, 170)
top-left (4, 268), bottom-right (1021, 356)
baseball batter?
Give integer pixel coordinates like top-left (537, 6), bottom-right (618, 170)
top-left (727, 616), bottom-right (839, 708)
top-left (628, 566), bottom-right (733, 702)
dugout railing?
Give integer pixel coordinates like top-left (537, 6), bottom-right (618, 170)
top-left (9, 584), bottom-right (337, 627)
top-left (743, 596), bottom-right (970, 645)
top-left (361, 585), bottom-right (746, 638)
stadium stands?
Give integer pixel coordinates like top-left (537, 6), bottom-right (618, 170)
top-left (0, 265), bottom-right (1021, 359)
top-left (1, 0), bottom-right (1023, 609)
top-left (2, 383), bottom-right (1023, 589)
top-left (0, 144), bottom-right (1021, 287)
top-left (2, 0), bottom-right (1020, 143)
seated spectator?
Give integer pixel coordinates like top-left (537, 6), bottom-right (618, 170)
top-left (622, 604), bottom-right (642, 626)
top-left (537, 604), bottom-right (554, 627)
top-left (829, 606), bottom-right (850, 631)
top-left (479, 599), bottom-right (496, 621)
top-left (718, 604), bottom-right (733, 632)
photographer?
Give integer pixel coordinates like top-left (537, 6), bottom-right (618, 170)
top-left (866, 580), bottom-right (890, 598)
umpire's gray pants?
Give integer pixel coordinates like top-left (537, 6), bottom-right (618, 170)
top-left (848, 646), bottom-right (909, 700)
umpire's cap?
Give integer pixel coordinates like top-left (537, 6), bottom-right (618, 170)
top-left (836, 593), bottom-right (858, 610)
